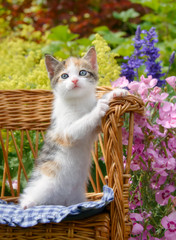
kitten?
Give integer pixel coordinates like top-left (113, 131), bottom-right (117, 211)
top-left (19, 47), bottom-right (128, 209)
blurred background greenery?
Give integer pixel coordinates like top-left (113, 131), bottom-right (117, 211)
top-left (1, 0), bottom-right (176, 82)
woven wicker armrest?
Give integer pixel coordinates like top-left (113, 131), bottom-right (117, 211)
top-left (0, 88), bottom-right (144, 240)
top-left (98, 86), bottom-right (144, 239)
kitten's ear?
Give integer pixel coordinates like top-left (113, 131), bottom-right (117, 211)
top-left (45, 54), bottom-right (60, 80)
top-left (83, 47), bottom-right (98, 72)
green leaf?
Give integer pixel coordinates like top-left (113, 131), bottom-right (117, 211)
top-left (113, 38), bottom-right (134, 56)
top-left (141, 13), bottom-right (161, 23)
top-left (54, 50), bottom-right (70, 59)
top-left (93, 26), bottom-right (110, 34)
top-left (48, 25), bottom-right (79, 42)
top-left (130, 0), bottom-right (160, 11)
top-left (94, 26), bottom-right (126, 46)
top-left (42, 41), bottom-right (62, 55)
top-left (103, 32), bottom-right (126, 45)
top-left (76, 38), bottom-right (91, 47)
top-left (113, 8), bottom-right (140, 22)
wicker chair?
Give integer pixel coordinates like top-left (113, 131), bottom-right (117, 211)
top-left (0, 87), bottom-right (144, 240)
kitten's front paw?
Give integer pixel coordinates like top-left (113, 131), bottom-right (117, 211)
top-left (112, 88), bottom-right (129, 98)
top-left (20, 199), bottom-right (36, 210)
top-left (95, 99), bottom-right (109, 118)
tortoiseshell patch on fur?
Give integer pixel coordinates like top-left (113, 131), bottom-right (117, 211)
top-left (40, 161), bottom-right (60, 177)
top-left (47, 131), bottom-right (72, 147)
top-left (54, 135), bottom-right (72, 147)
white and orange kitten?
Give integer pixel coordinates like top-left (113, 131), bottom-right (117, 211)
top-left (19, 47), bottom-right (128, 209)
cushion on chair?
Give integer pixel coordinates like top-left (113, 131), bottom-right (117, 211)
top-left (0, 185), bottom-right (113, 228)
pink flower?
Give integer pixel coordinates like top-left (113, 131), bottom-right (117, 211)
top-left (131, 142), bottom-right (146, 171)
top-left (130, 213), bottom-right (143, 221)
top-left (6, 180), bottom-right (18, 190)
top-left (128, 75), bottom-right (158, 101)
top-left (128, 81), bottom-right (140, 92)
top-left (134, 114), bottom-right (147, 127)
top-left (151, 174), bottom-right (167, 190)
top-left (155, 185), bottom-right (175, 205)
top-left (134, 125), bottom-right (144, 140)
top-left (146, 122), bottom-right (166, 138)
top-left (132, 223), bottom-right (144, 235)
top-left (141, 211), bottom-right (152, 219)
top-left (130, 213), bottom-right (144, 235)
top-left (151, 156), bottom-right (175, 176)
top-left (166, 76), bottom-right (176, 89)
top-left (122, 127), bottom-right (129, 145)
top-left (152, 86), bottom-right (162, 94)
top-left (130, 192), bottom-right (143, 209)
top-left (156, 102), bottom-right (176, 128)
top-left (128, 81), bottom-right (148, 100)
top-left (161, 211), bottom-right (176, 240)
top-left (131, 159), bottom-right (141, 171)
top-left (140, 75), bottom-right (158, 88)
top-left (168, 137), bottom-right (176, 151)
top-left (141, 230), bottom-right (155, 240)
top-left (111, 76), bottom-right (129, 88)
top-left (148, 88), bottom-right (169, 102)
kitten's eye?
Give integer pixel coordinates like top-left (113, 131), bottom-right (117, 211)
top-left (79, 70), bottom-right (87, 76)
top-left (61, 73), bottom-right (69, 79)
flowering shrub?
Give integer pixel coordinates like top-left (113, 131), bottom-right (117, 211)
top-left (92, 33), bottom-right (121, 86)
top-left (112, 27), bottom-right (176, 239)
top-left (0, 25), bottom-right (50, 90)
top-left (113, 74), bottom-right (176, 239)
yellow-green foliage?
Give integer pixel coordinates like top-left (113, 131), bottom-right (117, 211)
top-left (0, 27), bottom-right (121, 90)
top-left (0, 26), bottom-right (50, 90)
top-left (92, 34), bottom-right (121, 86)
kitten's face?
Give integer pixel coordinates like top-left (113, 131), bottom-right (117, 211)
top-left (45, 47), bottom-right (98, 99)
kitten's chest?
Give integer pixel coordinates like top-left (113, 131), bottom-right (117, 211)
top-left (54, 109), bottom-right (86, 131)
top-left (53, 100), bottom-right (95, 130)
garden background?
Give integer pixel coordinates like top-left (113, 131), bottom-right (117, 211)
top-left (0, 0), bottom-right (176, 239)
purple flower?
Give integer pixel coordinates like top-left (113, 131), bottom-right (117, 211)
top-left (169, 51), bottom-right (175, 65)
top-left (142, 27), bottom-right (165, 86)
top-left (121, 60), bottom-right (136, 82)
top-left (119, 26), bottom-right (166, 86)
top-left (121, 26), bottom-right (143, 81)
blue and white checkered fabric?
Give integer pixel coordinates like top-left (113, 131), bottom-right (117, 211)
top-left (0, 185), bottom-right (114, 227)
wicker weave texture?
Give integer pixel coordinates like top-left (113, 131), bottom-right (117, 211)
top-left (0, 88), bottom-right (144, 240)
top-left (0, 213), bottom-right (110, 240)
top-left (0, 90), bottom-right (53, 130)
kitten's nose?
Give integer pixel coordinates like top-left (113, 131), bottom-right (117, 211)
top-left (72, 79), bottom-right (78, 85)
